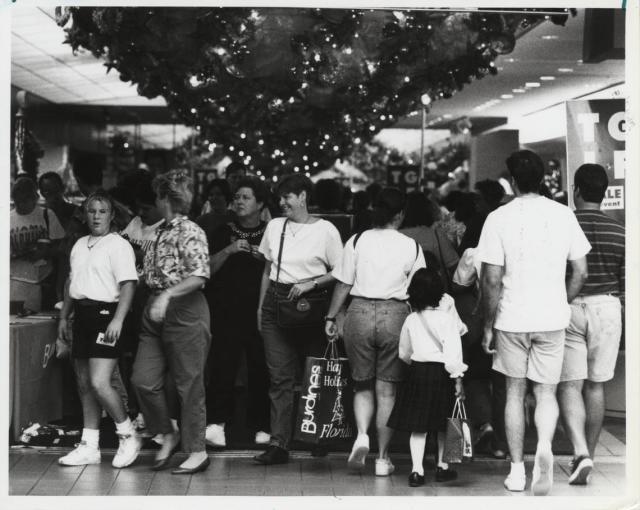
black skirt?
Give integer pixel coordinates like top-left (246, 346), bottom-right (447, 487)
top-left (387, 361), bottom-right (454, 433)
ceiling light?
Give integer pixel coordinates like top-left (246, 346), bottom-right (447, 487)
top-left (541, 35), bottom-right (559, 40)
top-left (500, 94), bottom-right (514, 99)
top-left (512, 88), bottom-right (526, 93)
top-left (557, 68), bottom-right (574, 73)
top-left (420, 93), bottom-right (432, 106)
top-left (525, 82), bottom-right (541, 88)
top-left (443, 114), bottom-right (453, 119)
top-left (504, 58), bottom-right (516, 63)
top-left (540, 76), bottom-right (556, 81)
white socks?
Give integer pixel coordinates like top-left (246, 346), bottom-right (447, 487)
top-left (509, 461), bottom-right (525, 478)
top-left (115, 418), bottom-right (135, 436)
top-left (409, 433), bottom-right (426, 475)
top-left (82, 428), bottom-right (100, 449)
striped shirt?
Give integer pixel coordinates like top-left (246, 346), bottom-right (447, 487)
top-left (574, 209), bottom-right (625, 298)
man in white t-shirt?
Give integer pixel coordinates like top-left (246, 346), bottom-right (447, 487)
top-left (477, 150), bottom-right (590, 496)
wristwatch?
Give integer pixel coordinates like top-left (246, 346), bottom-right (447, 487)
top-left (312, 279), bottom-right (319, 289)
top-left (324, 316), bottom-right (336, 322)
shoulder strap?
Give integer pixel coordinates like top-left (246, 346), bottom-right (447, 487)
top-left (415, 310), bottom-right (444, 350)
top-left (353, 229), bottom-right (366, 249)
top-left (414, 239), bottom-right (420, 261)
top-left (275, 219), bottom-right (288, 285)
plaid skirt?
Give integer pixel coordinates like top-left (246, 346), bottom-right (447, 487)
top-left (387, 361), bottom-right (454, 433)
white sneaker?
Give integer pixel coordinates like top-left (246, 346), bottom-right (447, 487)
top-left (254, 431), bottom-right (271, 445)
top-left (375, 458), bottom-right (395, 476)
top-left (504, 473), bottom-right (526, 491)
top-left (531, 446), bottom-right (554, 496)
top-left (347, 434), bottom-right (369, 471)
top-left (112, 433), bottom-right (141, 468)
top-left (58, 441), bottom-right (101, 466)
top-left (205, 424), bottom-right (226, 447)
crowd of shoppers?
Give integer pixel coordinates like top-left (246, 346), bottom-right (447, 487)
top-left (9, 149), bottom-right (625, 496)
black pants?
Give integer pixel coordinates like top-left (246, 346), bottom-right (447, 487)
top-left (205, 303), bottom-right (270, 432)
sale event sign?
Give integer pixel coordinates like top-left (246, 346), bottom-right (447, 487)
top-left (566, 99), bottom-right (625, 223)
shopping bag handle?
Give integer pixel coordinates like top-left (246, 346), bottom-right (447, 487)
top-left (322, 337), bottom-right (339, 360)
top-left (451, 397), bottom-right (468, 419)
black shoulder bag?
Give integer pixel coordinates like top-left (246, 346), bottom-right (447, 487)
top-left (275, 219), bottom-right (330, 328)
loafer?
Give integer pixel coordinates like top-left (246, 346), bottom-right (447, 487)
top-left (408, 472), bottom-right (425, 487)
top-left (435, 466), bottom-right (458, 482)
top-left (171, 456), bottom-right (210, 475)
top-left (253, 445), bottom-right (289, 465)
top-left (151, 439), bottom-right (181, 471)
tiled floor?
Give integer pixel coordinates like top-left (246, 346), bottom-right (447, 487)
top-left (9, 428), bottom-right (627, 498)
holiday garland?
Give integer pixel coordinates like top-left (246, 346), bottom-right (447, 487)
top-left (57, 7), bottom-right (573, 175)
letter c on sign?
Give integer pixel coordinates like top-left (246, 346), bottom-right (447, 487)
top-left (608, 112), bottom-right (625, 142)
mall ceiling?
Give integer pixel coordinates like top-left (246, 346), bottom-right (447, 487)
top-left (10, 7), bottom-right (625, 148)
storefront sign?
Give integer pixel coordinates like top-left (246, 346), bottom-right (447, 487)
top-left (566, 99), bottom-right (625, 223)
top-left (387, 165), bottom-right (420, 193)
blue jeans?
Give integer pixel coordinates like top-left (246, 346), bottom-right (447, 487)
top-left (260, 283), bottom-right (326, 450)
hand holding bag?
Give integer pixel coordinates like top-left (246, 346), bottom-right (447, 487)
top-left (293, 339), bottom-right (355, 445)
top-left (443, 397), bottom-right (474, 463)
top-left (274, 219), bottom-right (330, 328)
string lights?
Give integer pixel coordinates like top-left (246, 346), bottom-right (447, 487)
top-left (58, 6), bottom-right (573, 177)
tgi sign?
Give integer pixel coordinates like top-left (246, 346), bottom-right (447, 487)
top-left (387, 165), bottom-right (420, 193)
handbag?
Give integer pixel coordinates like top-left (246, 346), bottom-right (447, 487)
top-left (443, 397), bottom-right (474, 463)
top-left (293, 340), bottom-right (355, 445)
top-left (274, 219), bottom-right (330, 328)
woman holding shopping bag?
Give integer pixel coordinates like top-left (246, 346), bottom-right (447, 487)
top-left (131, 169), bottom-right (211, 474)
top-left (325, 187), bottom-right (425, 477)
top-left (254, 174), bottom-right (343, 465)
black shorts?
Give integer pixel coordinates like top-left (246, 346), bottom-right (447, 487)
top-left (71, 301), bottom-right (122, 359)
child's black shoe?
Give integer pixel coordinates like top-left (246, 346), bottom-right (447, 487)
top-left (408, 472), bottom-right (425, 487)
top-left (435, 466), bottom-right (457, 482)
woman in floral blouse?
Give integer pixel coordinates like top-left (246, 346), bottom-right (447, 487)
top-left (131, 169), bottom-right (211, 475)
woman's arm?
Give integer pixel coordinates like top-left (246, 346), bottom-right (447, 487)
top-left (58, 277), bottom-right (73, 343)
top-left (210, 239), bottom-right (252, 275)
top-left (324, 281), bottom-right (352, 340)
top-left (105, 280), bottom-right (137, 343)
top-left (257, 261), bottom-right (271, 333)
top-left (148, 275), bottom-right (207, 322)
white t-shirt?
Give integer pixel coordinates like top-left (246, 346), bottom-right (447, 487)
top-left (69, 233), bottom-right (138, 302)
top-left (476, 195), bottom-right (591, 332)
top-left (259, 217), bottom-right (343, 284)
top-left (120, 216), bottom-right (164, 255)
top-left (398, 294), bottom-right (468, 377)
top-left (333, 229), bottom-right (426, 300)
top-left (10, 206), bottom-right (65, 255)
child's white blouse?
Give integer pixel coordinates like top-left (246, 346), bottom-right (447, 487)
top-left (398, 293), bottom-right (468, 378)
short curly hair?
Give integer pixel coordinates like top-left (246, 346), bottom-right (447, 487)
top-left (408, 267), bottom-right (445, 311)
top-left (153, 169), bottom-right (193, 215)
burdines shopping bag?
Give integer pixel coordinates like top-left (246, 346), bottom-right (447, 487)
top-left (293, 341), bottom-right (355, 445)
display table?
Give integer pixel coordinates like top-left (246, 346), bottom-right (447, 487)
top-left (9, 314), bottom-right (63, 442)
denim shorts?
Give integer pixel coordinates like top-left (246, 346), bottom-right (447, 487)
top-left (560, 295), bottom-right (622, 383)
top-left (343, 297), bottom-right (410, 382)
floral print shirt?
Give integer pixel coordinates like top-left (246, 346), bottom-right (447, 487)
top-left (143, 215), bottom-right (210, 289)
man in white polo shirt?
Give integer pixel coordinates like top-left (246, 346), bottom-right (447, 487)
top-left (477, 150), bottom-right (590, 496)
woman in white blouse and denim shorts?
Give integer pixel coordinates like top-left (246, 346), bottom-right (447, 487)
top-left (325, 187), bottom-right (425, 477)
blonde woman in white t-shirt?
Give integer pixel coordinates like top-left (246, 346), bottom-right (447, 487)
top-left (57, 191), bottom-right (140, 469)
top-left (255, 174), bottom-right (343, 465)
top-left (325, 187), bottom-right (426, 477)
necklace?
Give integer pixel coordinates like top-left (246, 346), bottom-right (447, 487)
top-left (288, 218), bottom-right (311, 237)
top-left (87, 234), bottom-right (108, 250)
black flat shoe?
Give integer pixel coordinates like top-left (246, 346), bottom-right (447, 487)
top-left (151, 443), bottom-right (181, 471)
top-left (408, 472), bottom-right (425, 487)
top-left (171, 456), bottom-right (210, 475)
top-left (253, 445), bottom-right (289, 465)
top-left (435, 466), bottom-right (458, 482)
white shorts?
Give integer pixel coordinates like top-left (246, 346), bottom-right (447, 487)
top-left (560, 295), bottom-right (622, 383)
